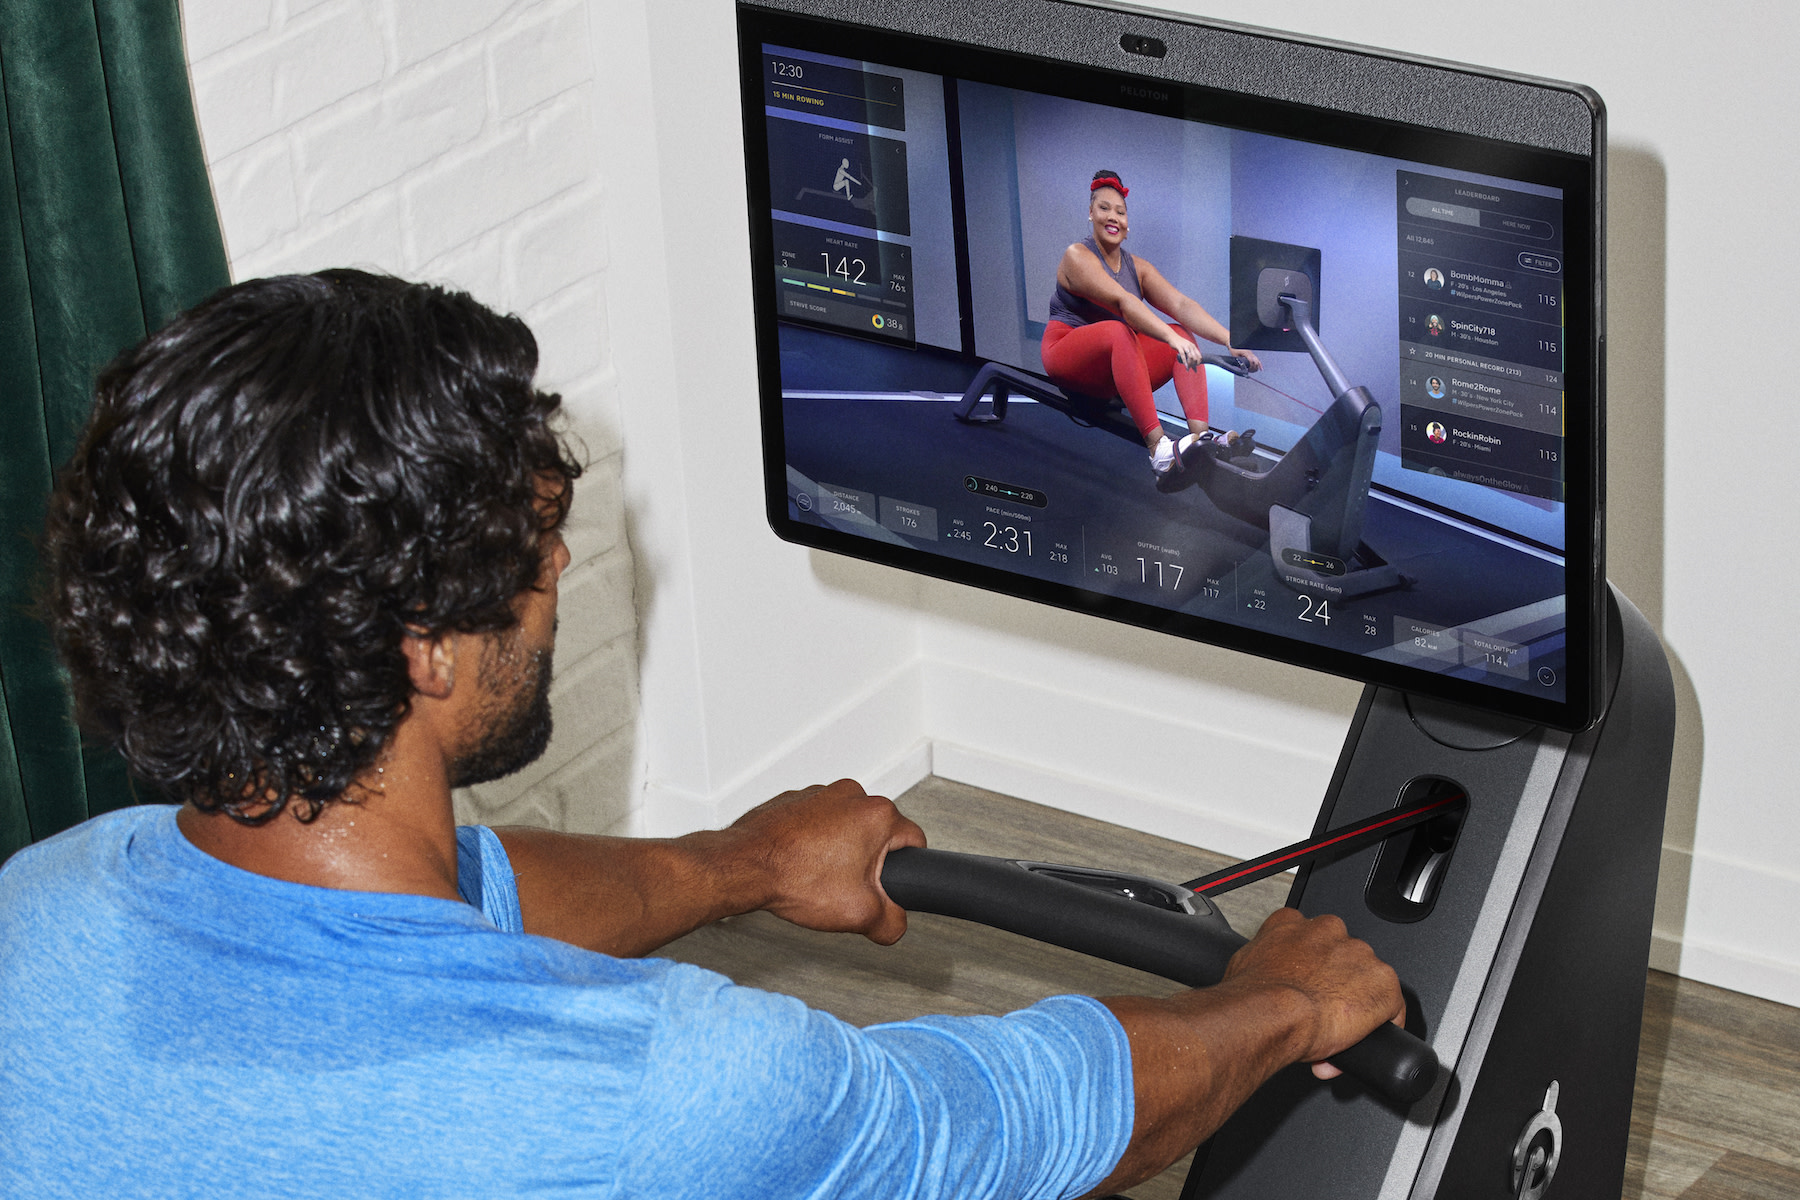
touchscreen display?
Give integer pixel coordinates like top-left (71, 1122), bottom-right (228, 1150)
top-left (740, 10), bottom-right (1599, 728)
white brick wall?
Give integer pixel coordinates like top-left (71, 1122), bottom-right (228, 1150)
top-left (181, 0), bottom-right (639, 835)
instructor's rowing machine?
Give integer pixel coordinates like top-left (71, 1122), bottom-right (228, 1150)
top-left (952, 243), bottom-right (1407, 600)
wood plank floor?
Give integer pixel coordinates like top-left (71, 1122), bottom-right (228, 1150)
top-left (660, 777), bottom-right (1799, 1199)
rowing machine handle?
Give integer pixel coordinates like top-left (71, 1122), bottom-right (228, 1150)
top-left (880, 846), bottom-right (1438, 1106)
top-left (1199, 352), bottom-right (1256, 376)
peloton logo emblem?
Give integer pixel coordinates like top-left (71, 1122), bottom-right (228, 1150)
top-left (1119, 83), bottom-right (1169, 102)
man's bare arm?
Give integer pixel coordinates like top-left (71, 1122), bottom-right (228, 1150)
top-left (1086, 908), bottom-right (1405, 1196)
top-left (492, 780), bottom-right (925, 957)
top-left (499, 787), bottom-right (1398, 1194)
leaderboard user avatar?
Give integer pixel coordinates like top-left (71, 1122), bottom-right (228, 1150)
top-left (1042, 169), bottom-right (1262, 483)
top-left (0, 269), bottom-right (1404, 1199)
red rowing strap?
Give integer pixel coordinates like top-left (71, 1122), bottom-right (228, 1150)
top-left (1183, 791), bottom-right (1466, 896)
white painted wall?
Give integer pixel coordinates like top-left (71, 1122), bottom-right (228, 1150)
top-left (179, 0), bottom-right (1800, 1008)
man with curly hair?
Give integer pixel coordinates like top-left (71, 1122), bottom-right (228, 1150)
top-left (0, 271), bottom-right (1401, 1198)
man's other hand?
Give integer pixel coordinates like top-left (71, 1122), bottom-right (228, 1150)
top-left (1221, 907), bottom-right (1406, 1078)
top-left (1088, 907), bottom-right (1405, 1194)
top-left (731, 780), bottom-right (926, 945)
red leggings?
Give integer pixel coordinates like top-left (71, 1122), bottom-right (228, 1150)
top-left (1041, 320), bottom-right (1209, 444)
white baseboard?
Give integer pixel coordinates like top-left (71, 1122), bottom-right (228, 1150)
top-left (1647, 929), bottom-right (1683, 976)
top-left (1660, 938), bottom-right (1800, 1009)
top-left (1654, 849), bottom-right (1800, 1008)
top-left (630, 779), bottom-right (718, 840)
top-left (923, 658), bottom-right (1339, 861)
top-left (864, 738), bottom-right (937, 807)
top-left (630, 662), bottom-right (929, 837)
top-left (928, 740), bottom-right (1300, 859)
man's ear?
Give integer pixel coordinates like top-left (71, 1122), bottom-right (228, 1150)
top-left (401, 630), bottom-right (458, 700)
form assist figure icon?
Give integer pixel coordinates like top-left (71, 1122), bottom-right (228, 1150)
top-left (796, 156), bottom-right (880, 216)
top-left (832, 158), bottom-right (863, 201)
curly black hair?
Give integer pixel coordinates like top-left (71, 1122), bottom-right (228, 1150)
top-left (43, 270), bottom-right (583, 823)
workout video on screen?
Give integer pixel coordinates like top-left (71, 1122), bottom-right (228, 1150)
top-left (759, 43), bottom-right (1571, 706)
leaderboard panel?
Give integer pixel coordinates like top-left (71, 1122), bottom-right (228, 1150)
top-left (1396, 171), bottom-right (1567, 503)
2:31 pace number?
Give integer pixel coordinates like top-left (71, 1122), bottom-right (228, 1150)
top-left (984, 523), bottom-right (1030, 554)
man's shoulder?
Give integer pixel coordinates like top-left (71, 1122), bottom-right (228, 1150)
top-left (0, 805), bottom-right (169, 901)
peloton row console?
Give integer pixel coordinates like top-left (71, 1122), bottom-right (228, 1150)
top-left (736, 2), bottom-right (1675, 1196)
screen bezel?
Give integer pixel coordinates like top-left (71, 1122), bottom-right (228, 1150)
top-left (737, 1), bottom-right (1605, 731)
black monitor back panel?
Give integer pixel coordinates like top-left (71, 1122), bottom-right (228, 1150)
top-left (738, 0), bottom-right (1605, 731)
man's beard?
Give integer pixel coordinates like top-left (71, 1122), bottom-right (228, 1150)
top-left (448, 630), bottom-right (554, 789)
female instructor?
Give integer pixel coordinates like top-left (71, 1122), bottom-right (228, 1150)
top-left (1042, 169), bottom-right (1260, 482)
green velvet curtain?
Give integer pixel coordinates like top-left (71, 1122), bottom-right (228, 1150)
top-left (1, 0), bottom-right (229, 862)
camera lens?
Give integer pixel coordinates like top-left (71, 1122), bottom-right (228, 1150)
top-left (1119, 33), bottom-right (1167, 58)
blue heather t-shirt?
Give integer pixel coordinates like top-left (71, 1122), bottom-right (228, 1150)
top-left (0, 807), bottom-right (1132, 1198)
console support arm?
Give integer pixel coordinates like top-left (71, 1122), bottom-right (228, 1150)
top-left (1279, 294), bottom-right (1354, 401)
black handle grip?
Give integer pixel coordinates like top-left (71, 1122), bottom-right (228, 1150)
top-left (1327, 1019), bottom-right (1439, 1105)
top-left (1199, 352), bottom-right (1255, 376)
top-left (881, 846), bottom-right (1244, 984)
top-left (881, 847), bottom-right (1438, 1106)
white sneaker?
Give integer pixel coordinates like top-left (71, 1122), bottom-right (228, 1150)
top-left (1150, 435), bottom-right (1182, 479)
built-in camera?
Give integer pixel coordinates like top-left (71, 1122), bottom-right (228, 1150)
top-left (1119, 32), bottom-right (1167, 58)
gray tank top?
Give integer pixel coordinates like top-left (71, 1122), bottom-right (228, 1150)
top-left (1046, 234), bottom-right (1142, 328)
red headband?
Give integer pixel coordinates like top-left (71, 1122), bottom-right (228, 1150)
top-left (1090, 176), bottom-right (1128, 197)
